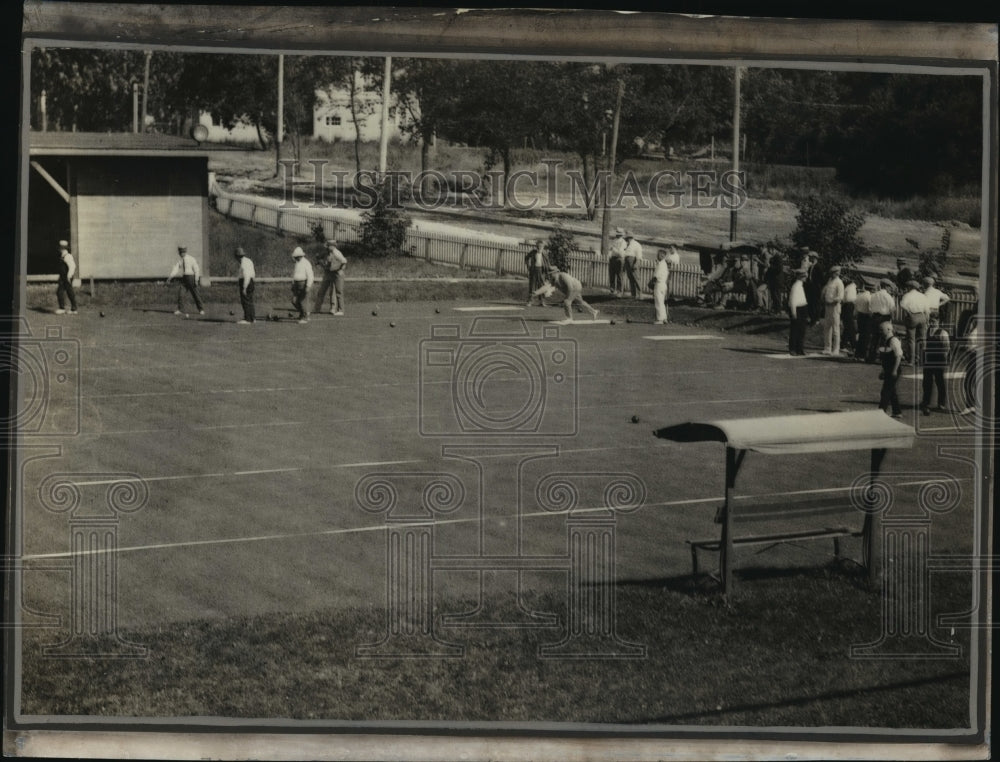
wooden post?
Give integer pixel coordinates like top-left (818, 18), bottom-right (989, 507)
top-left (721, 446), bottom-right (738, 595)
top-left (459, 243), bottom-right (469, 270)
top-left (864, 447), bottom-right (888, 587)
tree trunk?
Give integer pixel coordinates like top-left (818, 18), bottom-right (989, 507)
top-left (501, 147), bottom-right (511, 208)
top-left (348, 61), bottom-right (362, 175)
top-left (255, 120), bottom-right (267, 151)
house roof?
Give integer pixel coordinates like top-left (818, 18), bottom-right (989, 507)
top-left (28, 131), bottom-right (245, 157)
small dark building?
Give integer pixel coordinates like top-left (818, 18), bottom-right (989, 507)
top-left (27, 132), bottom-right (224, 283)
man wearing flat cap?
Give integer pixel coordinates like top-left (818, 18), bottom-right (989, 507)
top-left (787, 268), bottom-right (809, 355)
top-left (54, 239), bottom-right (78, 315)
top-left (166, 245), bottom-right (204, 316)
top-left (853, 277), bottom-right (872, 360)
top-left (820, 264), bottom-right (845, 355)
top-left (608, 228), bottom-right (626, 296)
top-left (804, 250), bottom-right (823, 323)
top-left (315, 239), bottom-right (347, 316)
top-left (900, 278), bottom-right (929, 366)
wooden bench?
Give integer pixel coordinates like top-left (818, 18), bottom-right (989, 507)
top-left (686, 493), bottom-right (864, 578)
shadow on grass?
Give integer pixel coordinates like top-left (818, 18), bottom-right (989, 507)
top-left (610, 561), bottom-right (871, 597)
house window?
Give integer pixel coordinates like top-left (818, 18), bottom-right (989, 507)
top-left (325, 115), bottom-right (342, 126)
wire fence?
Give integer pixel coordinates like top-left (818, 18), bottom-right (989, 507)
top-left (212, 187), bottom-right (979, 327)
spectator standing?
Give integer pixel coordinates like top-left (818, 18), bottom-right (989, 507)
top-left (233, 247), bottom-right (256, 324)
top-left (920, 314), bottom-right (950, 415)
top-left (899, 279), bottom-right (929, 366)
top-left (290, 246), bottom-right (314, 324)
top-left (764, 253), bottom-right (786, 315)
top-left (536, 266), bottom-right (599, 322)
top-left (787, 268), bottom-right (809, 356)
top-left (166, 245), bottom-right (204, 316)
top-left (54, 240), bottom-right (78, 315)
top-left (804, 251), bottom-right (823, 323)
top-left (622, 231), bottom-right (643, 299)
top-left (895, 258), bottom-right (914, 292)
top-left (315, 239), bottom-right (347, 315)
top-left (608, 228), bottom-right (626, 296)
top-left (877, 320), bottom-right (904, 418)
top-left (868, 279), bottom-right (896, 363)
top-left (652, 248), bottom-right (670, 324)
top-left (921, 275), bottom-right (951, 324)
top-left (854, 278), bottom-right (872, 361)
top-left (841, 273), bottom-right (858, 353)
top-left (821, 265), bottom-right (845, 355)
top-left (525, 239), bottom-right (549, 306)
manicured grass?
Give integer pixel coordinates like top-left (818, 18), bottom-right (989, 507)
top-left (20, 565), bottom-right (971, 726)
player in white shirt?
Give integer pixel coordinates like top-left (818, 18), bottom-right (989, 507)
top-left (608, 228), bottom-right (627, 296)
top-left (821, 265), bottom-right (845, 355)
top-left (787, 268), bottom-right (809, 355)
top-left (622, 231), bottom-right (643, 299)
top-left (166, 245), bottom-right (204, 315)
top-left (290, 246), bottom-right (314, 324)
top-left (899, 279), bottom-right (929, 366)
top-left (652, 248), bottom-right (671, 324)
top-left (54, 239), bottom-right (78, 314)
top-left (315, 240), bottom-right (348, 315)
top-left (233, 247), bottom-right (256, 324)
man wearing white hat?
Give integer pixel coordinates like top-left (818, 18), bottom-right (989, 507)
top-left (821, 264), bottom-right (845, 355)
top-left (608, 228), bottom-right (626, 296)
top-left (166, 245), bottom-right (204, 315)
top-left (651, 248), bottom-right (671, 324)
top-left (290, 246), bottom-right (314, 324)
top-left (622, 230), bottom-right (643, 299)
top-left (54, 240), bottom-right (78, 315)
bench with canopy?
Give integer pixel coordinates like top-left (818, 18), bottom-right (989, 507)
top-left (654, 410), bottom-right (916, 594)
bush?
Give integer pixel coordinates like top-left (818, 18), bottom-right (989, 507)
top-left (359, 179), bottom-right (412, 258)
top-left (791, 195), bottom-right (869, 271)
top-left (545, 227), bottom-right (576, 273)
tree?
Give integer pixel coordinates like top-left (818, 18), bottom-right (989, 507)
top-left (360, 178), bottom-right (412, 257)
top-left (791, 195), bottom-right (868, 270)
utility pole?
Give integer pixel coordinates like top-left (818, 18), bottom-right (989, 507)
top-left (276, 54), bottom-right (284, 176)
top-left (599, 77), bottom-right (625, 259)
top-left (41, 89), bottom-right (47, 132)
top-left (729, 66), bottom-right (742, 242)
top-left (132, 84), bottom-right (139, 133)
top-left (141, 50), bottom-right (151, 133)
top-left (378, 56), bottom-right (392, 176)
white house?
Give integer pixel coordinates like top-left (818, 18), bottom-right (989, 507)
top-left (313, 71), bottom-right (409, 143)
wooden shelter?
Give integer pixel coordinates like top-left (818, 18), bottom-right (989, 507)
top-left (26, 131), bottom-right (232, 283)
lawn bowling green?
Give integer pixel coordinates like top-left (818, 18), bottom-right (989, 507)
top-left (13, 295), bottom-right (982, 725)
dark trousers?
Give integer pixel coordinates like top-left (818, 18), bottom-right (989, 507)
top-left (767, 283), bottom-right (784, 314)
top-left (624, 256), bottom-right (640, 298)
top-left (880, 372), bottom-right (901, 416)
top-left (292, 281), bottom-right (309, 319)
top-left (856, 313), bottom-right (870, 359)
top-left (527, 266), bottom-right (545, 300)
top-left (56, 275), bottom-right (77, 311)
top-left (609, 256), bottom-right (623, 293)
top-left (178, 274), bottom-right (204, 312)
top-left (789, 306), bottom-right (808, 354)
top-left (841, 303), bottom-right (857, 348)
top-left (921, 366), bottom-right (947, 409)
top-left (239, 279), bottom-right (255, 322)
top-left (315, 270), bottom-right (344, 312)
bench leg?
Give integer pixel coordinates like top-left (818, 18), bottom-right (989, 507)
top-left (833, 537), bottom-right (841, 558)
top-left (690, 543), bottom-right (699, 576)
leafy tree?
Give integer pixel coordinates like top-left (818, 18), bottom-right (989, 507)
top-left (791, 195), bottom-right (868, 270)
top-left (360, 178), bottom-right (412, 257)
top-left (545, 227), bottom-right (577, 273)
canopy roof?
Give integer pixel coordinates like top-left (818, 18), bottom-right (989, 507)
top-left (28, 131), bottom-right (244, 157)
top-left (654, 410), bottom-right (915, 455)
